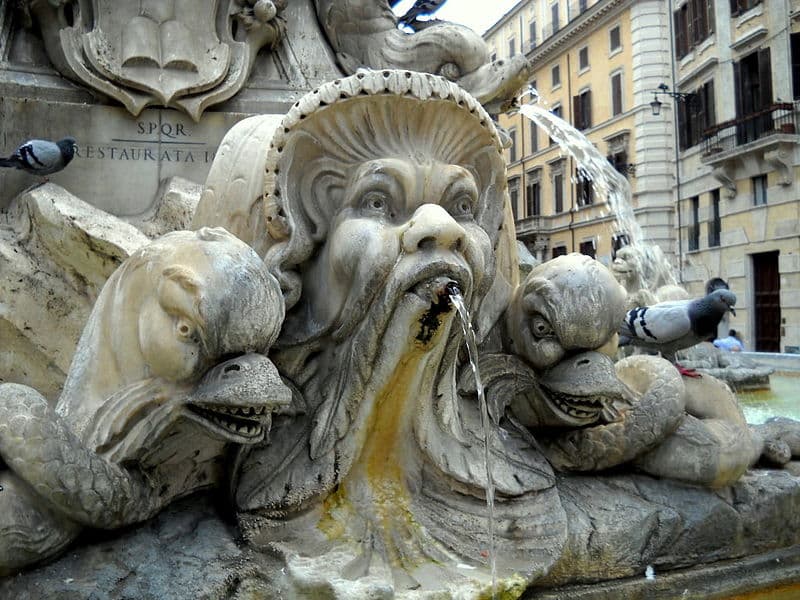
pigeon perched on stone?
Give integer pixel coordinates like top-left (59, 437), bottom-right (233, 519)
top-left (619, 289), bottom-right (737, 372)
top-left (0, 137), bottom-right (77, 178)
top-left (397, 0), bottom-right (448, 26)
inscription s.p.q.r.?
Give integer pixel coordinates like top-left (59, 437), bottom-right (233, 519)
top-left (137, 122), bottom-right (190, 139)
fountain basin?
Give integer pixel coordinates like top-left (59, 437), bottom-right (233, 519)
top-left (738, 372), bottom-right (800, 424)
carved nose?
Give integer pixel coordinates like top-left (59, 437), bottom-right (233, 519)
top-left (401, 204), bottom-right (466, 253)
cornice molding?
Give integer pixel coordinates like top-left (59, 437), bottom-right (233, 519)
top-left (525, 0), bottom-right (630, 64)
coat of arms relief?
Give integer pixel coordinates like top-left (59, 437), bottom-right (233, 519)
top-left (24, 0), bottom-right (286, 121)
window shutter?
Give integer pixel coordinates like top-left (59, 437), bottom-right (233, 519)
top-left (585, 90), bottom-right (592, 129)
top-left (674, 10), bottom-right (687, 59)
top-left (704, 80), bottom-right (715, 130)
top-left (692, 87), bottom-right (705, 146)
top-left (757, 47), bottom-right (773, 109)
top-left (706, 0), bottom-right (714, 35)
top-left (612, 73), bottom-right (622, 115)
top-left (573, 94), bottom-right (582, 129)
top-left (733, 60), bottom-right (743, 119)
top-left (678, 98), bottom-right (688, 150)
top-left (691, 0), bottom-right (702, 44)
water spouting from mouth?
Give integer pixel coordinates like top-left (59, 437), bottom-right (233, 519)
top-left (517, 96), bottom-right (680, 288)
top-left (449, 289), bottom-right (497, 598)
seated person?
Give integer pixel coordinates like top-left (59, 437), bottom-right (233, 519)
top-left (714, 329), bottom-right (744, 352)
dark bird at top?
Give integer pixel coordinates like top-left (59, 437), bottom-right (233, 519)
top-left (0, 137), bottom-right (78, 179)
top-left (618, 289), bottom-right (737, 375)
top-left (396, 0), bottom-right (449, 27)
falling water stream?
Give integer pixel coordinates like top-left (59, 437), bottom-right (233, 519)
top-left (519, 102), bottom-right (641, 244)
top-left (517, 100), bottom-right (679, 287)
top-left (449, 289), bottom-right (497, 598)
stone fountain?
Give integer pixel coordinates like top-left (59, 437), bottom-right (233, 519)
top-left (2, 2), bottom-right (800, 599)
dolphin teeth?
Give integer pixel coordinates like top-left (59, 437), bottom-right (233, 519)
top-left (189, 404), bottom-right (265, 437)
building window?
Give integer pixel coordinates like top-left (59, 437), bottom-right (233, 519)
top-left (529, 20), bottom-right (537, 49)
top-left (612, 233), bottom-right (630, 259)
top-left (578, 0), bottom-right (588, 11)
top-left (575, 169), bottom-right (593, 207)
top-left (606, 131), bottom-right (630, 177)
top-left (525, 172), bottom-right (541, 217)
top-left (752, 174), bottom-right (767, 206)
top-left (572, 89), bottom-right (592, 130)
top-left (678, 79), bottom-right (716, 150)
top-left (508, 37), bottom-right (516, 57)
top-left (730, 0), bottom-right (762, 17)
top-left (709, 189), bottom-right (721, 247)
top-left (611, 71), bottom-right (623, 116)
top-left (508, 128), bottom-right (517, 163)
top-left (549, 104), bottom-right (562, 146)
top-left (551, 3), bottom-right (560, 34)
top-left (609, 25), bottom-right (621, 52)
top-left (688, 196), bottom-right (700, 251)
top-left (608, 149), bottom-right (630, 178)
top-left (734, 49), bottom-right (773, 144)
top-left (552, 245), bottom-right (567, 259)
top-left (530, 122), bottom-right (539, 153)
top-left (552, 64), bottom-right (561, 88)
top-left (579, 240), bottom-right (596, 259)
top-left (578, 46), bottom-right (589, 70)
top-left (509, 178), bottom-right (521, 220)
top-left (552, 168), bottom-right (564, 213)
top-left (674, 0), bottom-right (714, 59)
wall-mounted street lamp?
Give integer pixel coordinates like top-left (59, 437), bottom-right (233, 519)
top-left (650, 83), bottom-right (696, 116)
top-left (648, 83), bottom-right (696, 284)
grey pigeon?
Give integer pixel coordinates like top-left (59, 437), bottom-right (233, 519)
top-left (397, 0), bottom-right (448, 26)
top-left (0, 137), bottom-right (77, 178)
top-left (619, 289), bottom-right (737, 364)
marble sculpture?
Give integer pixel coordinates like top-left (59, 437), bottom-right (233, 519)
top-left (2, 2), bottom-right (800, 598)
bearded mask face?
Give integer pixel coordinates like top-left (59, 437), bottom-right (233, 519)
top-left (258, 72), bottom-right (509, 354)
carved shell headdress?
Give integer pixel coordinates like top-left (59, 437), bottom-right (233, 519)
top-left (261, 69), bottom-right (508, 310)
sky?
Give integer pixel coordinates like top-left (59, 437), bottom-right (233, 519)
top-left (391, 0), bottom-right (521, 35)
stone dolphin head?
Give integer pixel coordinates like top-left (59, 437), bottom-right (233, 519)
top-left (505, 253), bottom-right (628, 370)
top-left (57, 228), bottom-right (287, 443)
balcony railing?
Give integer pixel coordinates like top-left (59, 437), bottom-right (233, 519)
top-left (703, 102), bottom-right (798, 156)
top-left (515, 216), bottom-right (542, 238)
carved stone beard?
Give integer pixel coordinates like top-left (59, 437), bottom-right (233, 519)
top-left (296, 254), bottom-right (475, 463)
top-left (238, 243), bottom-right (480, 514)
top-left (263, 263), bottom-right (471, 573)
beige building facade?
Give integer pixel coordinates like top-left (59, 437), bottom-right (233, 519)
top-left (485, 0), bottom-right (800, 353)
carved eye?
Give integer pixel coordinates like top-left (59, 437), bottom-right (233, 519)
top-left (175, 317), bottom-right (197, 343)
top-left (529, 314), bottom-right (554, 338)
top-left (448, 193), bottom-right (476, 218)
top-left (360, 191), bottom-right (393, 217)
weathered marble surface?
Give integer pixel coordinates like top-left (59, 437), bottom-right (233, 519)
top-left (0, 100), bottom-right (248, 216)
top-left (0, 184), bottom-right (149, 398)
top-left (540, 468), bottom-right (800, 587)
top-left (611, 244), bottom-right (686, 309)
top-left (0, 228), bottom-right (291, 575)
top-left (0, 16), bottom-right (799, 590)
top-left (3, 467), bottom-right (800, 599)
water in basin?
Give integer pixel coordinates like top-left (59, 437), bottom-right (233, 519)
top-left (737, 372), bottom-right (800, 423)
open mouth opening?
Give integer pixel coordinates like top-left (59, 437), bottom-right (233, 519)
top-left (187, 403), bottom-right (268, 439)
top-left (409, 275), bottom-right (462, 304)
top-left (543, 389), bottom-right (604, 424)
top-left (411, 276), bottom-right (463, 344)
